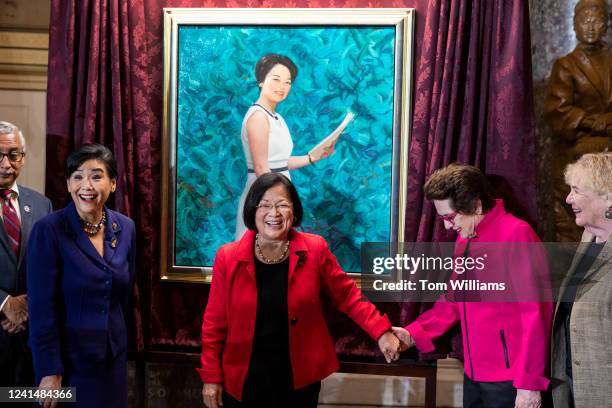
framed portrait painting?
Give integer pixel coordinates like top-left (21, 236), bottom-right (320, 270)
top-left (160, 8), bottom-right (414, 282)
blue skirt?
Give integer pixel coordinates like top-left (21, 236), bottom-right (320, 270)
top-left (60, 349), bottom-right (127, 407)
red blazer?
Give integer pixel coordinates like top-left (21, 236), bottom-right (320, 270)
top-left (197, 229), bottom-right (391, 400)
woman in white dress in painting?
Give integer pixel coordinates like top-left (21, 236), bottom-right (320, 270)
top-left (236, 54), bottom-right (334, 238)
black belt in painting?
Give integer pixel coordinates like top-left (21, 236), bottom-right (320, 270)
top-left (247, 167), bottom-right (289, 174)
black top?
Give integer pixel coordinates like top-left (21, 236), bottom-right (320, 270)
top-left (242, 257), bottom-right (292, 400)
top-left (560, 241), bottom-right (605, 385)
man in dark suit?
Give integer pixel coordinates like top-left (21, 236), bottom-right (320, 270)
top-left (0, 121), bottom-right (52, 386)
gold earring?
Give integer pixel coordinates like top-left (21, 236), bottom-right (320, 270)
top-left (467, 215), bottom-right (478, 239)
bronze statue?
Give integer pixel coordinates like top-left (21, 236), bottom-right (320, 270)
top-left (544, 0), bottom-right (612, 241)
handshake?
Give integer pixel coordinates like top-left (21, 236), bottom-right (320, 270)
top-left (377, 326), bottom-right (416, 363)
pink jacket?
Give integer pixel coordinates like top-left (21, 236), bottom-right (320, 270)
top-left (406, 200), bottom-right (552, 391)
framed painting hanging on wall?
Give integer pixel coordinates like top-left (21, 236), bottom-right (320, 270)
top-left (160, 8), bottom-right (414, 282)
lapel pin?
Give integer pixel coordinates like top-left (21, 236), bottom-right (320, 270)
top-left (24, 205), bottom-right (31, 213)
top-left (112, 222), bottom-right (118, 231)
top-left (110, 238), bottom-right (118, 248)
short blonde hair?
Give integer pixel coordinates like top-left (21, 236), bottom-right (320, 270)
top-left (564, 152), bottom-right (612, 196)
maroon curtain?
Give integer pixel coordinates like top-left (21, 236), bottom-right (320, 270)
top-left (407, 0), bottom-right (536, 244)
top-left (45, 0), bottom-right (536, 359)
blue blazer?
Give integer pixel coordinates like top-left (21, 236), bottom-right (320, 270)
top-left (27, 202), bottom-right (136, 381)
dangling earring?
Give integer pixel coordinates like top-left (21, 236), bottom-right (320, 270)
top-left (605, 205), bottom-right (612, 220)
top-left (467, 215), bottom-right (478, 239)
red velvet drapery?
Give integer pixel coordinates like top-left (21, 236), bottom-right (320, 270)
top-left (407, 0), bottom-right (537, 243)
top-left (45, 0), bottom-right (536, 360)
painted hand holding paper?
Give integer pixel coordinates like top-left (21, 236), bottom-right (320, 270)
top-left (308, 111), bottom-right (355, 161)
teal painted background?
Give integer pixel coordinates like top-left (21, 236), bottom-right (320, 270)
top-left (175, 25), bottom-right (396, 272)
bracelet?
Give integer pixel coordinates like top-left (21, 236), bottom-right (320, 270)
top-left (308, 153), bottom-right (315, 165)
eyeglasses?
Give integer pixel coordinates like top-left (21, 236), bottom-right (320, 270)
top-left (0, 151), bottom-right (25, 164)
top-left (437, 212), bottom-right (458, 225)
top-left (256, 201), bottom-right (293, 213)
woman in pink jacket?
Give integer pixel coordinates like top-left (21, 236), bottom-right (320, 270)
top-left (394, 163), bottom-right (552, 408)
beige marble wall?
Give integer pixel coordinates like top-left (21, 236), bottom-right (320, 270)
top-left (0, 0), bottom-right (50, 30)
top-left (0, 89), bottom-right (47, 193)
top-left (0, 0), bottom-right (49, 193)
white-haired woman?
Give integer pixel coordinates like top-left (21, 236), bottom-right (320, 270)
top-left (552, 152), bottom-right (612, 407)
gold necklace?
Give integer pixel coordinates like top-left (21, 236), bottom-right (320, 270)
top-left (255, 233), bottom-right (290, 264)
top-left (79, 211), bottom-right (106, 237)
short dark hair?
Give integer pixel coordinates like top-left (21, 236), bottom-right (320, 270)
top-left (65, 143), bottom-right (118, 180)
top-left (243, 173), bottom-right (303, 230)
top-left (255, 54), bottom-right (298, 85)
top-left (423, 163), bottom-right (495, 214)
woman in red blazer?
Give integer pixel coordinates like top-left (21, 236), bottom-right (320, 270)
top-left (199, 173), bottom-right (400, 408)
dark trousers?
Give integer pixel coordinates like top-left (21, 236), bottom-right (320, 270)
top-left (0, 331), bottom-right (34, 386)
top-left (464, 374), bottom-right (517, 408)
top-left (222, 381), bottom-right (321, 408)
top-left (0, 331), bottom-right (35, 408)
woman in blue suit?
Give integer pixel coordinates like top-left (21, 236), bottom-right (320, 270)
top-left (27, 144), bottom-right (136, 408)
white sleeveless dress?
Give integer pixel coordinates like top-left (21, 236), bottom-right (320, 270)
top-left (235, 105), bottom-right (294, 238)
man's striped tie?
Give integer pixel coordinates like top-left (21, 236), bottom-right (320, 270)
top-left (1, 189), bottom-right (20, 257)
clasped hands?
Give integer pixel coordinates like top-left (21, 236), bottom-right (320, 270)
top-left (377, 326), bottom-right (416, 363)
top-left (0, 294), bottom-right (28, 333)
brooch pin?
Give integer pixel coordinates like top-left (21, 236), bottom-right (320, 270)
top-left (297, 253), bottom-right (305, 266)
